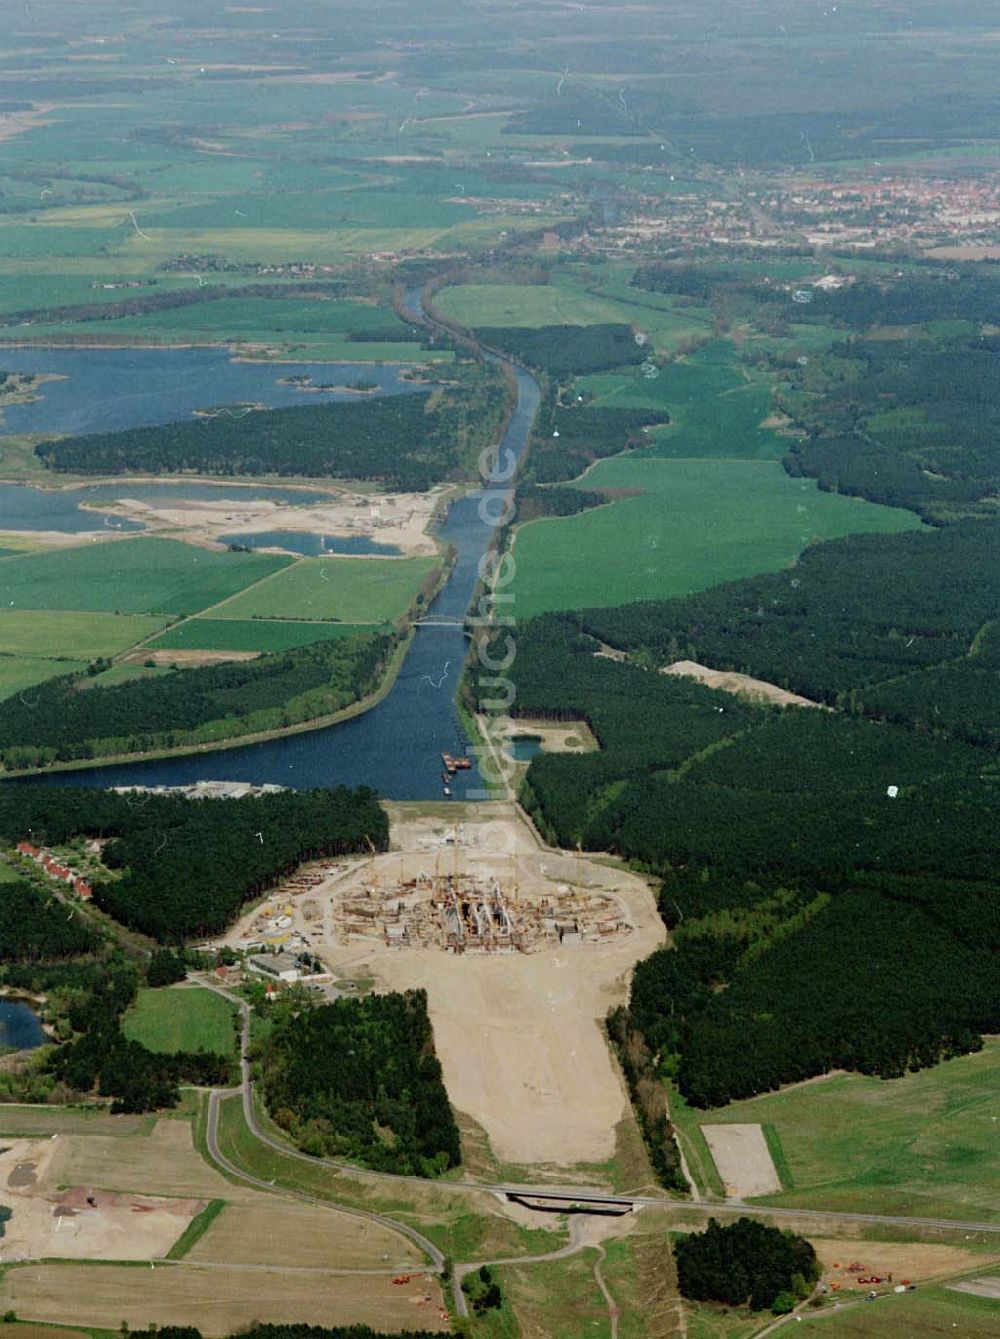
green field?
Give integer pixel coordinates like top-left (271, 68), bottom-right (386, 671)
top-left (577, 341), bottom-right (786, 460)
top-left (436, 269), bottom-right (715, 355)
top-left (437, 280), bottom-right (630, 328)
top-left (147, 617), bottom-right (391, 653)
top-left (0, 609), bottom-right (167, 658)
top-left (673, 1041), bottom-right (999, 1222)
top-left (510, 458), bottom-right (924, 618)
top-left (0, 539), bottom-right (292, 615)
top-left (0, 656), bottom-right (88, 701)
top-left (800, 1284), bottom-right (1000, 1335)
top-left (122, 987), bottom-right (237, 1058)
top-left (211, 555), bottom-right (440, 625)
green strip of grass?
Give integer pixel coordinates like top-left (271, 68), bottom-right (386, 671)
top-left (761, 1123), bottom-right (794, 1191)
top-left (164, 1198), bottom-right (226, 1260)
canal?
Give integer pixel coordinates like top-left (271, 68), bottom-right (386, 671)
top-left (24, 290), bottom-right (541, 800)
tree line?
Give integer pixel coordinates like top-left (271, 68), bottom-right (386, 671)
top-left (0, 632), bottom-right (393, 769)
top-left (259, 989), bottom-right (461, 1177)
top-left (0, 785), bottom-right (388, 941)
top-left (467, 518), bottom-right (998, 1107)
top-left (35, 375), bottom-right (506, 490)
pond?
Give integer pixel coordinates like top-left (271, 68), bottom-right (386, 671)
top-left (218, 530), bottom-right (402, 557)
top-left (507, 735), bottom-right (543, 762)
top-left (0, 998), bottom-right (47, 1052)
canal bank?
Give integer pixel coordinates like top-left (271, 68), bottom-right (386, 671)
top-left (17, 287), bottom-right (541, 800)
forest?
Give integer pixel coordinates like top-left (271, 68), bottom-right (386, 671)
top-left (581, 520), bottom-right (1000, 744)
top-left (467, 520), bottom-right (998, 1106)
top-left (520, 389), bottom-right (663, 485)
top-left (474, 323), bottom-right (646, 376)
top-left (0, 631), bottom-right (392, 768)
top-left (0, 878), bottom-right (98, 961)
top-left (258, 990), bottom-right (461, 1176)
top-left (35, 374), bottom-right (506, 489)
top-left (634, 261), bottom-right (1000, 331)
top-left (674, 1219), bottom-right (820, 1312)
top-left (0, 886), bottom-right (231, 1113)
top-left (0, 785), bottom-right (388, 941)
top-left (781, 334), bottom-right (1000, 521)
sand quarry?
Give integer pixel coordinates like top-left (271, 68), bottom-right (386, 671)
top-left (88, 485), bottom-right (444, 557)
top-left (0, 1136), bottom-right (200, 1261)
top-left (220, 804), bottom-right (665, 1171)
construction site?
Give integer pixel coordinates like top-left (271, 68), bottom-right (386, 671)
top-left (333, 867), bottom-right (630, 954)
top-left (217, 804), bottom-right (667, 1167)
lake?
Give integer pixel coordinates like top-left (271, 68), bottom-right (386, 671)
top-left (0, 998), bottom-right (47, 1052)
top-left (0, 346), bottom-right (424, 438)
top-left (0, 480), bottom-right (340, 534)
top-left (16, 288), bottom-right (542, 800)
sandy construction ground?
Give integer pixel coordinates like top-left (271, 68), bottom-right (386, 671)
top-left (43, 1118), bottom-right (422, 1267)
top-left (701, 1124), bottom-right (782, 1199)
top-left (189, 1200), bottom-right (422, 1271)
top-left (90, 486), bottom-right (445, 558)
top-left (662, 660), bottom-right (826, 710)
top-left (0, 1137), bottom-right (201, 1261)
top-left (1, 1263), bottom-right (448, 1335)
top-left (814, 1240), bottom-right (999, 1288)
top-left (220, 804), bottom-right (665, 1170)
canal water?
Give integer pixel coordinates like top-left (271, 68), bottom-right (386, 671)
top-left (0, 998), bottom-right (47, 1052)
top-left (20, 294), bottom-right (541, 800)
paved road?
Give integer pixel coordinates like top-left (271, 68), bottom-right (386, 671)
top-left (203, 981), bottom-right (1000, 1242)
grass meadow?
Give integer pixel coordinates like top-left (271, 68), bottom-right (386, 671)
top-left (801, 1285), bottom-right (1000, 1335)
top-left (673, 1040), bottom-right (999, 1222)
top-left (0, 539), bottom-right (292, 615)
top-left (436, 267), bottom-right (715, 355)
top-left (0, 656), bottom-right (88, 701)
top-left (0, 609), bottom-right (167, 658)
top-left (211, 555), bottom-right (439, 625)
top-left (577, 340), bottom-right (786, 460)
top-left (510, 458), bottom-right (923, 618)
top-left (121, 987), bottom-right (237, 1057)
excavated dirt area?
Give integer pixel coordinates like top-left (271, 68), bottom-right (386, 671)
top-left (219, 804), bottom-right (665, 1171)
top-left (0, 1139), bottom-right (201, 1261)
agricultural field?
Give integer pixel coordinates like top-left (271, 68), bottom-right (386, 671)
top-left (675, 1041), bottom-right (999, 1222)
top-left (146, 617), bottom-right (390, 653)
top-left (212, 555), bottom-right (440, 625)
top-left (121, 987), bottom-right (237, 1058)
top-left (0, 1112), bottom-right (440, 1333)
top-left (0, 610), bottom-right (168, 658)
top-left (0, 539), bottom-right (292, 615)
top-left (510, 458), bottom-right (923, 619)
top-left (0, 1262), bottom-right (447, 1335)
top-left (437, 268), bottom-right (715, 356)
top-left (577, 341), bottom-right (787, 460)
top-left (0, 656), bottom-right (89, 700)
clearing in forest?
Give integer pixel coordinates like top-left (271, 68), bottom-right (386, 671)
top-left (121, 986), bottom-right (237, 1057)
